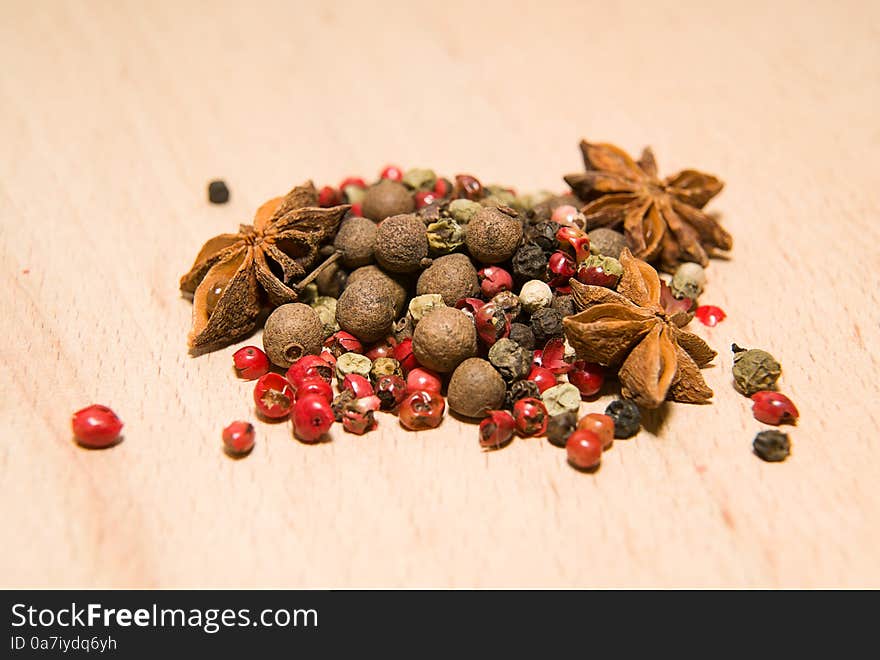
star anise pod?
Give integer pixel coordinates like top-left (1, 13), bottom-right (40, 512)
top-left (563, 249), bottom-right (716, 408)
top-left (564, 140), bottom-right (732, 272)
top-left (180, 181), bottom-right (349, 350)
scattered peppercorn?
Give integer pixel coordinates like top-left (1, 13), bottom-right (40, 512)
top-left (334, 216), bottom-right (378, 268)
top-left (488, 338), bottom-right (532, 381)
top-left (605, 399), bottom-right (641, 439)
top-left (465, 207), bottom-right (523, 263)
top-left (398, 390), bottom-right (446, 430)
top-left (336, 278), bottom-right (397, 343)
top-left (530, 307), bottom-right (564, 344)
top-left (286, 354), bottom-right (334, 386)
top-left (297, 377), bottom-right (334, 403)
top-left (751, 391), bottom-right (799, 425)
top-left (375, 374), bottom-right (407, 410)
top-left (416, 253), bottom-right (479, 306)
top-left (71, 404), bottom-right (124, 449)
top-left (577, 413), bottom-right (615, 449)
top-left (447, 198), bottom-right (481, 224)
top-left (566, 430), bottom-right (602, 470)
top-left (208, 179), bottom-right (229, 204)
top-left (474, 301), bottom-right (510, 347)
top-left (408, 294), bottom-right (446, 324)
top-left (374, 213), bottom-right (430, 273)
top-left (447, 358), bottom-right (507, 418)
top-left (508, 322), bottom-right (535, 350)
top-left (512, 244), bottom-right (548, 282)
top-left (315, 260), bottom-right (347, 298)
top-left (222, 420), bottom-right (255, 456)
top-left (293, 394), bottom-right (334, 443)
top-left (311, 295), bottom-right (339, 338)
top-left (402, 167), bottom-right (437, 191)
top-left (671, 262), bottom-right (706, 300)
top-left (753, 430), bottom-right (791, 462)
top-left (262, 303), bottom-right (324, 368)
top-left (577, 254), bottom-right (623, 288)
top-left (411, 306), bottom-right (477, 373)
top-left (253, 373), bottom-right (295, 419)
top-left (546, 411), bottom-right (578, 448)
top-left (732, 344), bottom-right (782, 396)
top-left (361, 179), bottom-right (415, 221)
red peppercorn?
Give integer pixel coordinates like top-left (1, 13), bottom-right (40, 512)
top-left (555, 226), bottom-right (591, 262)
top-left (222, 421), bottom-right (255, 456)
top-left (527, 366), bottom-right (557, 393)
top-left (296, 377), bottom-right (334, 403)
top-left (541, 338), bottom-right (574, 374)
top-left (339, 176), bottom-right (367, 191)
top-left (320, 348), bottom-right (337, 370)
top-left (293, 394), bottom-right (334, 443)
top-left (392, 337), bottom-right (419, 373)
top-left (375, 374), bottom-right (408, 410)
top-left (433, 178), bottom-right (451, 197)
top-left (512, 397), bottom-right (548, 437)
top-left (340, 402), bottom-right (378, 435)
top-left (285, 354), bottom-right (333, 386)
top-left (455, 297), bottom-right (486, 323)
top-left (380, 165), bottom-right (404, 182)
top-left (398, 390), bottom-right (445, 430)
top-left (474, 301), bottom-right (510, 347)
top-left (253, 373), bottom-right (295, 419)
top-left (577, 413), bottom-right (614, 449)
top-left (695, 305), bottom-right (727, 327)
top-left (324, 330), bottom-right (364, 358)
top-left (232, 346), bottom-right (270, 380)
top-left (342, 374), bottom-right (375, 399)
top-left (453, 174), bottom-right (483, 200)
top-left (71, 404), bottom-right (123, 448)
top-left (479, 410), bottom-right (516, 449)
top-left (532, 349), bottom-right (543, 367)
top-left (478, 266), bottom-right (514, 298)
top-left (751, 391), bottom-right (799, 425)
top-left (318, 185), bottom-right (341, 207)
top-left (365, 337), bottom-right (397, 361)
top-left (414, 190), bottom-right (439, 209)
top-left (547, 251), bottom-right (576, 289)
top-left (566, 429), bottom-right (603, 470)
top-left (350, 202), bottom-right (363, 217)
top-left (551, 204), bottom-right (580, 228)
top-left (576, 264), bottom-right (620, 288)
top-left (406, 367), bottom-right (442, 394)
top-left (568, 361), bottom-right (605, 398)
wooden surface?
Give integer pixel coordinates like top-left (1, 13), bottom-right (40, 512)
top-left (2, 0), bottom-right (879, 588)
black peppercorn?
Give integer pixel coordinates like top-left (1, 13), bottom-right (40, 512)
top-left (504, 379), bottom-right (541, 409)
top-left (526, 221), bottom-right (561, 253)
top-left (512, 244), bottom-right (549, 282)
top-left (546, 412), bottom-right (578, 448)
top-left (530, 307), bottom-right (564, 344)
top-left (508, 323), bottom-right (535, 350)
top-left (208, 180), bottom-right (229, 204)
top-left (753, 430), bottom-right (791, 462)
top-left (551, 294), bottom-right (575, 318)
top-left (605, 399), bottom-right (641, 439)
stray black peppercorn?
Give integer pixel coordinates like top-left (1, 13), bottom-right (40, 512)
top-left (605, 399), bottom-right (641, 438)
top-left (208, 180), bottom-right (229, 204)
top-left (512, 244), bottom-right (549, 282)
top-left (753, 430), bottom-right (791, 462)
top-left (530, 307), bottom-right (564, 344)
top-left (546, 412), bottom-right (578, 448)
top-left (504, 379), bottom-right (541, 409)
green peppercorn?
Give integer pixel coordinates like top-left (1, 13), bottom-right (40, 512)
top-left (402, 168), bottom-right (437, 191)
top-left (732, 344), bottom-right (782, 396)
top-left (371, 357), bottom-right (403, 383)
top-left (753, 430), bottom-right (791, 462)
top-left (541, 383), bottom-right (581, 416)
top-left (408, 294), bottom-right (446, 324)
top-left (426, 218), bottom-right (465, 255)
top-left (488, 338), bottom-right (532, 381)
top-left (310, 296), bottom-right (340, 338)
top-left (447, 199), bottom-right (481, 224)
top-left (335, 352), bottom-right (372, 385)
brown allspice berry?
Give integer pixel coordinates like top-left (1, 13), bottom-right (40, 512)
top-left (375, 214), bottom-right (430, 274)
top-left (262, 303), bottom-right (323, 368)
top-left (362, 180), bottom-right (416, 221)
top-left (346, 265), bottom-right (408, 316)
top-left (334, 216), bottom-right (378, 268)
top-left (412, 306), bottom-right (477, 373)
top-left (336, 278), bottom-right (397, 343)
top-left (465, 206), bottom-right (523, 264)
top-left (447, 358), bottom-right (507, 418)
top-left (416, 253), bottom-right (479, 306)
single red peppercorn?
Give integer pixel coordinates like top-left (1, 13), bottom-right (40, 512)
top-left (293, 394), bottom-right (334, 443)
top-left (318, 185), bottom-right (341, 207)
top-left (71, 404), bottom-right (123, 448)
top-left (695, 305), bottom-right (727, 327)
top-left (479, 410), bottom-right (516, 449)
top-left (375, 374), bottom-right (408, 410)
top-left (512, 397), bottom-right (548, 437)
top-left (222, 420), bottom-right (255, 456)
top-left (547, 251), bottom-right (576, 289)
top-left (568, 361), bottom-right (605, 398)
top-left (286, 354), bottom-right (334, 387)
top-left (339, 176), bottom-right (367, 191)
top-left (477, 266), bottom-right (514, 298)
top-left (324, 330), bottom-right (364, 358)
top-left (341, 403), bottom-right (378, 435)
top-left (577, 413), bottom-right (614, 449)
top-left (253, 373), bottom-right (295, 419)
top-left (392, 337), bottom-right (419, 373)
top-left (232, 346), bottom-right (270, 380)
top-left (566, 429), bottom-right (603, 470)
top-left (577, 264), bottom-right (620, 288)
top-left (551, 204), bottom-right (580, 228)
top-left (453, 174), bottom-right (483, 200)
top-left (751, 391), bottom-right (799, 425)
top-left (414, 190), bottom-right (439, 209)
top-left (342, 374), bottom-right (375, 399)
top-left (555, 226), bottom-right (591, 262)
top-left (474, 301), bottom-right (510, 347)
top-left (398, 390), bottom-right (445, 430)
top-left (455, 297), bottom-right (486, 323)
top-left (406, 367), bottom-right (442, 394)
top-left (365, 337), bottom-right (397, 361)
top-left (541, 338), bottom-right (574, 374)
top-left (320, 348), bottom-right (337, 370)
top-left (296, 377), bottom-right (334, 403)
top-left (527, 366), bottom-right (557, 393)
top-left (433, 178), bottom-right (451, 197)
top-left (380, 165), bottom-right (404, 182)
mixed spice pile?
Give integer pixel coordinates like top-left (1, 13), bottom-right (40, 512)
top-left (71, 140), bottom-right (800, 468)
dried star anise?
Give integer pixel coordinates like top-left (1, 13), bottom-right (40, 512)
top-left (563, 249), bottom-right (716, 408)
top-left (180, 181), bottom-right (349, 350)
top-left (564, 140), bottom-right (732, 272)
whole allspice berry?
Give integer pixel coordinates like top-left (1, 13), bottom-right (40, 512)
top-left (416, 253), bottom-right (479, 306)
top-left (588, 228), bottom-right (627, 259)
top-left (361, 180), bottom-right (416, 221)
top-left (346, 265), bottom-right (408, 316)
top-left (447, 358), bottom-right (507, 418)
top-left (262, 303), bottom-right (323, 367)
top-left (465, 207), bottom-right (523, 264)
top-left (412, 307), bottom-right (477, 373)
top-left (334, 216), bottom-right (378, 268)
top-left (336, 278), bottom-right (397, 343)
top-left (375, 213), bottom-right (430, 273)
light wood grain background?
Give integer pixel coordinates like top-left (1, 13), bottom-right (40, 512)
top-left (2, 0), bottom-right (879, 588)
